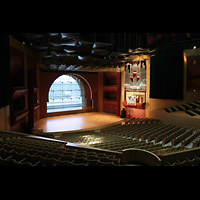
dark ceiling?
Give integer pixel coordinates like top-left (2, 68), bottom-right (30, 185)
top-left (9, 33), bottom-right (200, 72)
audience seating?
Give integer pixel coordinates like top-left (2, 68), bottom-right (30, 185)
top-left (160, 148), bottom-right (200, 166)
top-left (0, 131), bottom-right (123, 166)
top-left (2, 114), bottom-right (200, 166)
top-left (162, 127), bottom-right (187, 145)
top-left (181, 130), bottom-right (200, 147)
top-left (154, 126), bottom-right (182, 143)
top-left (164, 100), bottom-right (200, 116)
top-left (57, 118), bottom-right (200, 157)
top-left (59, 119), bottom-right (198, 154)
top-left (171, 128), bottom-right (194, 146)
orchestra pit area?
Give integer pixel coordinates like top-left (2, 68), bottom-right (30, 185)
top-left (1, 117), bottom-right (200, 166)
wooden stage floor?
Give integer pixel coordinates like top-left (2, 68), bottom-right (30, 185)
top-left (34, 112), bottom-right (124, 134)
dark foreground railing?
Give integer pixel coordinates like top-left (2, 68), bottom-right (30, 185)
top-left (122, 148), bottom-right (162, 166)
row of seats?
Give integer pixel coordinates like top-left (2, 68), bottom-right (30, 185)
top-left (125, 117), bottom-right (160, 125)
top-left (154, 146), bottom-right (184, 155)
top-left (192, 135), bottom-right (200, 147)
top-left (181, 130), bottom-right (200, 147)
top-left (164, 100), bottom-right (200, 116)
top-left (58, 121), bottom-right (186, 155)
top-left (162, 126), bottom-right (188, 145)
top-left (171, 128), bottom-right (194, 146)
top-left (102, 121), bottom-right (165, 139)
top-left (0, 150), bottom-right (121, 166)
top-left (101, 120), bottom-right (200, 149)
top-left (164, 155), bottom-right (200, 166)
top-left (0, 132), bottom-right (123, 166)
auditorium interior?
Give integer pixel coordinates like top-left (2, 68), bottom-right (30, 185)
top-left (1, 32), bottom-right (200, 166)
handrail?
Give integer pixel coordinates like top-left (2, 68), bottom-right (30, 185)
top-left (122, 148), bottom-right (162, 166)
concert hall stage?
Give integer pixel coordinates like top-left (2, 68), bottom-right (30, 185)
top-left (34, 112), bottom-right (124, 135)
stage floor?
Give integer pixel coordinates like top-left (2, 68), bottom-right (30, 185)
top-left (34, 112), bottom-right (124, 134)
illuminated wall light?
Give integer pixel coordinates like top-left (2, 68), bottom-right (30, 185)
top-left (193, 46), bottom-right (196, 49)
top-left (183, 53), bottom-right (187, 62)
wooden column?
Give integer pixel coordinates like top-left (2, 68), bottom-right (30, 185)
top-left (0, 33), bottom-right (11, 131)
top-left (98, 72), bottom-right (103, 112)
top-left (116, 72), bottom-right (121, 116)
top-left (27, 55), bottom-right (36, 133)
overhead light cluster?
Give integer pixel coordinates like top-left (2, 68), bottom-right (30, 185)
top-left (20, 33), bottom-right (129, 68)
top-left (19, 33), bottom-right (157, 72)
top-left (48, 63), bottom-right (121, 72)
top-left (15, 32), bottom-right (199, 72)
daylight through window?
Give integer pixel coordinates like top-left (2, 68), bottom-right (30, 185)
top-left (47, 75), bottom-right (87, 113)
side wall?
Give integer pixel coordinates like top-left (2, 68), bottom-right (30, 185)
top-left (147, 48), bottom-right (200, 128)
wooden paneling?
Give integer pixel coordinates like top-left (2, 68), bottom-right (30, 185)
top-left (98, 72), bottom-right (103, 112)
top-left (0, 34), bottom-right (11, 109)
top-left (9, 36), bottom-right (39, 133)
top-left (103, 72), bottom-right (121, 116)
top-left (103, 100), bottom-right (117, 114)
top-left (0, 106), bottom-right (10, 131)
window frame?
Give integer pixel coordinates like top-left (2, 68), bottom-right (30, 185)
top-left (47, 74), bottom-right (87, 114)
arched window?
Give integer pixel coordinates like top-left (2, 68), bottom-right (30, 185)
top-left (47, 75), bottom-right (87, 113)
